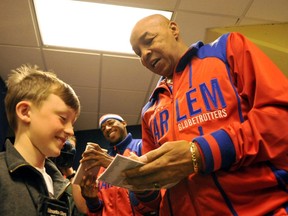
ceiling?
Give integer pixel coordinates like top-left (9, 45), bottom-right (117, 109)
top-left (0, 0), bottom-right (287, 133)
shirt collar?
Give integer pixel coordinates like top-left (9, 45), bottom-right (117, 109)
top-left (176, 41), bottom-right (204, 72)
top-left (108, 133), bottom-right (132, 156)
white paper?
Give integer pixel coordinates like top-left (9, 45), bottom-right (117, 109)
top-left (97, 154), bottom-right (145, 190)
top-left (72, 144), bottom-right (101, 185)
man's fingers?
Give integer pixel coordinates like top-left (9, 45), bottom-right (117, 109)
top-left (138, 146), bottom-right (166, 163)
top-left (125, 174), bottom-right (180, 190)
top-left (84, 161), bottom-right (100, 171)
top-left (124, 155), bottom-right (163, 178)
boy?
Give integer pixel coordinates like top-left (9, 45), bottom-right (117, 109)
top-left (0, 64), bottom-right (81, 215)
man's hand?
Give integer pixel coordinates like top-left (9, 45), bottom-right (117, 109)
top-left (59, 167), bottom-right (75, 179)
top-left (124, 140), bottom-right (195, 190)
top-left (80, 143), bottom-right (113, 169)
top-left (80, 174), bottom-right (99, 199)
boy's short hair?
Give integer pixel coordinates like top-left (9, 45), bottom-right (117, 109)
top-left (4, 64), bottom-right (81, 131)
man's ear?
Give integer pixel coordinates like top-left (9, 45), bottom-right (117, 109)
top-left (16, 101), bottom-right (32, 123)
top-left (169, 21), bottom-right (180, 39)
top-left (122, 121), bottom-right (127, 127)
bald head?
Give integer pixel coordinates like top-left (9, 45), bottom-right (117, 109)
top-left (129, 14), bottom-right (188, 78)
top-left (134, 14), bottom-right (170, 29)
top-left (130, 14), bottom-right (170, 44)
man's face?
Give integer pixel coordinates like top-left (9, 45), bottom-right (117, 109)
top-left (130, 17), bottom-right (179, 78)
top-left (101, 119), bottom-right (127, 144)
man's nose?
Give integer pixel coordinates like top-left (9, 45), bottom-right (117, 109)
top-left (104, 124), bottom-right (112, 130)
top-left (141, 49), bottom-right (151, 66)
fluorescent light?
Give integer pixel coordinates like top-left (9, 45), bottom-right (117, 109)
top-left (33, 0), bottom-right (172, 54)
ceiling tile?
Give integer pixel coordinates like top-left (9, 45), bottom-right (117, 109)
top-left (175, 11), bottom-right (238, 44)
top-left (72, 86), bottom-right (99, 113)
top-left (120, 115), bottom-right (140, 126)
top-left (246, 0), bottom-right (288, 22)
top-left (102, 54), bottom-right (154, 91)
top-left (43, 49), bottom-right (101, 87)
top-left (104, 0), bottom-right (177, 11)
top-left (74, 112), bottom-right (99, 131)
top-left (178, 0), bottom-right (252, 16)
top-left (100, 89), bottom-right (145, 115)
top-left (0, 46), bottom-right (44, 80)
top-left (0, 0), bottom-right (39, 46)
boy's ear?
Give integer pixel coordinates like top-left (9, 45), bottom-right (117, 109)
top-left (16, 101), bottom-right (32, 123)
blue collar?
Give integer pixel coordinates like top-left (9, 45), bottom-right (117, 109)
top-left (108, 133), bottom-right (133, 156)
top-left (176, 41), bottom-right (203, 72)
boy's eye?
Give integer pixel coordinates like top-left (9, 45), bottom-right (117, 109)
top-left (60, 116), bottom-right (66, 121)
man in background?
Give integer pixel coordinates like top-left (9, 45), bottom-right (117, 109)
top-left (74, 114), bottom-right (158, 215)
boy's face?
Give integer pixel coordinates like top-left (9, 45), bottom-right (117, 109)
top-left (28, 94), bottom-right (77, 158)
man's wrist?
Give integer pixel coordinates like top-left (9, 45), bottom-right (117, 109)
top-left (190, 141), bottom-right (202, 173)
top-left (66, 170), bottom-right (76, 180)
top-left (85, 197), bottom-right (102, 213)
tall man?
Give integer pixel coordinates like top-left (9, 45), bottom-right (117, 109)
top-left (124, 14), bottom-right (288, 216)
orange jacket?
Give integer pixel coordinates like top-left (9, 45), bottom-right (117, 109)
top-left (87, 133), bottom-right (157, 216)
top-left (139, 32), bottom-right (288, 215)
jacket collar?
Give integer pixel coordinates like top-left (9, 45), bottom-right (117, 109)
top-left (5, 139), bottom-right (29, 173)
top-left (109, 133), bottom-right (133, 156)
top-left (148, 41), bottom-right (204, 102)
top-left (5, 139), bottom-right (67, 197)
top-left (176, 41), bottom-right (204, 72)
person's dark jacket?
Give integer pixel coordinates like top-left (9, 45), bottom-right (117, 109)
top-left (0, 140), bottom-right (72, 215)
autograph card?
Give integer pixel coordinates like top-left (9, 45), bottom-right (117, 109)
top-left (97, 154), bottom-right (144, 190)
top-left (72, 144), bottom-right (103, 185)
